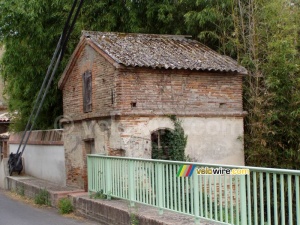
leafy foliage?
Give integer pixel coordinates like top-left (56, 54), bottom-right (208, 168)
top-left (90, 190), bottom-right (107, 199)
top-left (184, 0), bottom-right (237, 56)
top-left (58, 197), bottom-right (73, 214)
top-left (151, 116), bottom-right (188, 161)
top-left (16, 184), bottom-right (25, 196)
top-left (0, 0), bottom-right (68, 130)
top-left (167, 116), bottom-right (188, 161)
top-left (236, 0), bottom-right (300, 169)
top-left (34, 188), bottom-right (50, 205)
top-left (81, 0), bottom-right (190, 35)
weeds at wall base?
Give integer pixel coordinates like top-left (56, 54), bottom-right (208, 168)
top-left (16, 185), bottom-right (25, 197)
top-left (58, 197), bottom-right (73, 214)
top-left (90, 190), bottom-right (107, 199)
top-left (128, 203), bottom-right (139, 225)
top-left (34, 189), bottom-right (50, 206)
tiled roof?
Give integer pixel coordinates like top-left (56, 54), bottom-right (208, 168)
top-left (0, 132), bottom-right (10, 139)
top-left (84, 31), bottom-right (247, 74)
top-left (0, 112), bottom-right (10, 122)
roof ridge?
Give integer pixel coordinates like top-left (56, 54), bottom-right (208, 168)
top-left (82, 31), bottom-right (192, 40)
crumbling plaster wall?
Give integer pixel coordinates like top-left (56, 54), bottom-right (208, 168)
top-left (64, 115), bottom-right (243, 189)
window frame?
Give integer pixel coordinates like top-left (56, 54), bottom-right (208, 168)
top-left (82, 70), bottom-right (92, 113)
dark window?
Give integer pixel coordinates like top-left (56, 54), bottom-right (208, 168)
top-left (151, 129), bottom-right (172, 160)
top-left (84, 139), bottom-right (95, 154)
top-left (83, 70), bottom-right (92, 112)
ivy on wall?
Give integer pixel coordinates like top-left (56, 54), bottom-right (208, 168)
top-left (151, 115), bottom-right (188, 161)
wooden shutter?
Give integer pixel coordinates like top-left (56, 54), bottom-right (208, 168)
top-left (83, 70), bottom-right (92, 112)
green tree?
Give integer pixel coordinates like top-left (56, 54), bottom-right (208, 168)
top-left (0, 0), bottom-right (73, 130)
top-left (184, 0), bottom-right (236, 56)
top-left (230, 0), bottom-right (300, 169)
top-left (81, 0), bottom-right (191, 34)
top-left (0, 0), bottom-right (192, 131)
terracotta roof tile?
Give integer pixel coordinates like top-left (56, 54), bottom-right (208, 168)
top-left (83, 31), bottom-right (247, 74)
top-left (0, 112), bottom-right (10, 122)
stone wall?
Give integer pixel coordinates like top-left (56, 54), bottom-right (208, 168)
top-left (0, 158), bottom-right (8, 189)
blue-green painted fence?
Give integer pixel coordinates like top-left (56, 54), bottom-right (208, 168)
top-left (87, 155), bottom-right (300, 225)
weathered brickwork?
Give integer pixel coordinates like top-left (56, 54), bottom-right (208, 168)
top-left (62, 45), bottom-right (116, 121)
top-left (62, 44), bottom-right (243, 120)
top-left (60, 42), bottom-right (246, 189)
top-left (116, 69), bottom-right (243, 115)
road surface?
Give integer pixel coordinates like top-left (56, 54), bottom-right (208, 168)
top-left (0, 190), bottom-right (99, 225)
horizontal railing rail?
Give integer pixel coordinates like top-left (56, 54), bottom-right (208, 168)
top-left (87, 155), bottom-right (300, 225)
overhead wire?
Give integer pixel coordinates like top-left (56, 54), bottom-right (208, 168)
top-left (10, 0), bottom-right (85, 174)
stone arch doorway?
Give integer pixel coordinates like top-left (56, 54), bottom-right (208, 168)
top-left (151, 128), bottom-right (172, 160)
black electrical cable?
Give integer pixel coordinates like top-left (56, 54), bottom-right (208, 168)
top-left (61, 0), bottom-right (85, 60)
top-left (10, 0), bottom-right (85, 174)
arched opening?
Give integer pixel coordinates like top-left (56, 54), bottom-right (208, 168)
top-left (151, 129), bottom-right (172, 160)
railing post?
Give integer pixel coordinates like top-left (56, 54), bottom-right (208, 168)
top-left (156, 162), bottom-right (164, 215)
top-left (240, 175), bottom-right (247, 225)
top-left (128, 160), bottom-right (135, 207)
top-left (193, 170), bottom-right (200, 224)
top-left (105, 158), bottom-right (112, 200)
top-left (87, 155), bottom-right (92, 196)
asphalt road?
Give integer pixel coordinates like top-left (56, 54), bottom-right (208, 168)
top-left (0, 190), bottom-right (99, 225)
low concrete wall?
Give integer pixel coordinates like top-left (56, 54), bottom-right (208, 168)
top-left (8, 130), bottom-right (66, 186)
top-left (0, 158), bottom-right (8, 189)
top-left (6, 176), bottom-right (215, 225)
top-left (6, 176), bottom-right (84, 207)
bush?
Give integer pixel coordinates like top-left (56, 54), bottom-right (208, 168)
top-left (90, 190), bottom-right (107, 199)
top-left (58, 198), bottom-right (73, 214)
top-left (16, 185), bottom-right (25, 196)
top-left (34, 189), bottom-right (50, 205)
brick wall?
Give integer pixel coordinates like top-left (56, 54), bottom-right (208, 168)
top-left (62, 45), bottom-right (116, 121)
top-left (8, 130), bottom-right (63, 145)
top-left (115, 69), bottom-right (243, 115)
top-left (62, 44), bottom-right (244, 122)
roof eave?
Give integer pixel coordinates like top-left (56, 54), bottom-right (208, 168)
top-left (58, 35), bottom-right (124, 90)
top-left (58, 36), bottom-right (87, 90)
top-left (86, 38), bottom-right (125, 70)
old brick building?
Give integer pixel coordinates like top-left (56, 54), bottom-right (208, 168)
top-left (59, 32), bottom-right (247, 189)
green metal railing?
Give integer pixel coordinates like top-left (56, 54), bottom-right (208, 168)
top-left (87, 155), bottom-right (300, 225)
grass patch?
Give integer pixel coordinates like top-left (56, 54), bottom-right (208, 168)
top-left (90, 190), bottom-right (107, 199)
top-left (34, 189), bottom-right (50, 205)
top-left (58, 198), bottom-right (73, 214)
top-left (16, 185), bottom-right (25, 197)
top-left (128, 203), bottom-right (139, 225)
top-left (130, 212), bottom-right (139, 225)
